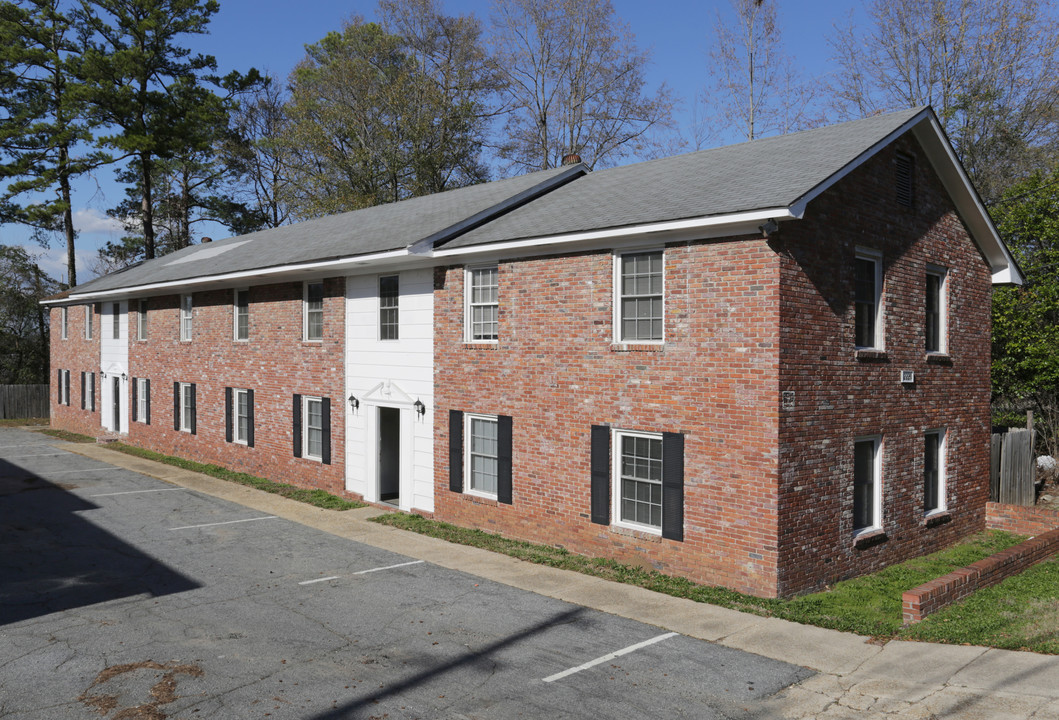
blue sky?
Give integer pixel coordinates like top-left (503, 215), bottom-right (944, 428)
top-left (1, 0), bottom-right (866, 284)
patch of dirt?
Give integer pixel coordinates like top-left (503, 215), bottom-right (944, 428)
top-left (78, 660), bottom-right (204, 719)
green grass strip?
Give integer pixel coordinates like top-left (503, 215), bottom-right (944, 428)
top-left (370, 513), bottom-right (1030, 644)
top-left (36, 427), bottom-right (96, 443)
top-left (0, 418), bottom-right (49, 427)
top-left (106, 442), bottom-right (365, 511)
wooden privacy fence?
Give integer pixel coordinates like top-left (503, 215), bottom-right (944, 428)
top-left (0, 384), bottom-right (49, 419)
top-left (990, 428), bottom-right (1035, 506)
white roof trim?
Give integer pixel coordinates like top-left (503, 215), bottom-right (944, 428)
top-left (430, 207), bottom-right (797, 259)
top-left (49, 249), bottom-right (409, 303)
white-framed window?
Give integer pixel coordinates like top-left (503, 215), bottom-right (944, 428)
top-left (86, 372), bottom-right (95, 411)
top-left (303, 395), bottom-right (323, 461)
top-left (60, 307), bottom-right (68, 339)
top-left (616, 249), bottom-right (664, 343)
top-left (925, 266), bottom-right (947, 354)
top-left (136, 377), bottom-right (148, 422)
top-left (180, 294), bottom-right (193, 341)
top-left (179, 382), bottom-right (194, 432)
top-left (234, 288), bottom-right (249, 341)
top-left (853, 435), bottom-right (882, 534)
top-left (137, 300), bottom-right (147, 340)
top-left (379, 275), bottom-right (399, 341)
top-left (231, 388), bottom-right (250, 444)
top-left (854, 248), bottom-right (883, 350)
top-left (304, 281), bottom-right (324, 341)
top-left (465, 265), bottom-right (498, 342)
top-left (465, 414), bottom-right (499, 497)
top-left (613, 429), bottom-right (664, 533)
top-left (111, 302), bottom-right (120, 339)
top-left (84, 305), bottom-right (92, 339)
top-left (924, 428), bottom-right (946, 516)
top-left (61, 369), bottom-right (70, 405)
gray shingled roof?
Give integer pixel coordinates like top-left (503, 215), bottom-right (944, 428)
top-left (69, 165), bottom-right (580, 295)
top-left (443, 107), bottom-right (926, 249)
top-left (66, 107), bottom-right (931, 298)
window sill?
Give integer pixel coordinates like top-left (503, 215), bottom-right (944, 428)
top-left (855, 349), bottom-right (888, 362)
top-left (462, 342), bottom-right (498, 350)
top-left (853, 529), bottom-right (887, 549)
top-left (610, 523), bottom-right (663, 542)
top-left (459, 492), bottom-right (498, 507)
top-left (924, 511), bottom-right (951, 528)
top-left (926, 353), bottom-right (953, 366)
top-left (611, 343), bottom-right (665, 353)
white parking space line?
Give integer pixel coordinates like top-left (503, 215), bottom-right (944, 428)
top-left (91, 488), bottom-right (190, 498)
top-left (41, 468), bottom-right (113, 476)
top-left (170, 516), bottom-right (277, 531)
top-left (2, 452), bottom-right (66, 459)
top-left (0, 444), bottom-right (54, 450)
top-left (352, 560), bottom-right (425, 575)
top-left (298, 576), bottom-right (340, 585)
top-left (542, 632), bottom-right (679, 683)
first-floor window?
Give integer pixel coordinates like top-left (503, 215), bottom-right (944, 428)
top-left (133, 377), bottom-right (150, 423)
top-left (174, 381), bottom-right (196, 433)
top-left (466, 414), bottom-right (499, 496)
top-left (226, 387), bottom-right (254, 446)
top-left (57, 369), bottom-right (70, 405)
top-left (293, 394), bottom-right (329, 463)
top-left (305, 397), bottom-right (322, 459)
top-left (616, 431), bottom-right (663, 530)
top-left (81, 372), bottom-right (95, 411)
top-left (924, 429), bottom-right (946, 515)
top-left (854, 436), bottom-right (882, 533)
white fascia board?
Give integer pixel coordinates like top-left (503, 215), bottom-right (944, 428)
top-left (430, 207), bottom-right (797, 260)
top-left (912, 117), bottom-right (1024, 286)
top-left (788, 109), bottom-right (931, 217)
top-left (58, 249), bottom-right (410, 303)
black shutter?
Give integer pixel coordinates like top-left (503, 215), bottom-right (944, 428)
top-left (449, 410), bottom-right (463, 493)
top-left (65, 371), bottom-right (70, 405)
top-left (661, 432), bottom-right (685, 542)
top-left (497, 415), bottom-right (513, 504)
top-left (224, 387), bottom-right (233, 442)
top-left (293, 394), bottom-right (302, 458)
top-left (590, 425), bottom-right (611, 525)
top-left (173, 381), bottom-right (180, 431)
top-left (190, 383), bottom-right (197, 435)
top-left (57, 369), bottom-right (62, 404)
top-left (246, 389), bottom-right (255, 447)
top-left (321, 397), bottom-right (331, 465)
top-left (81, 372), bottom-right (86, 409)
top-left (131, 377), bottom-right (137, 421)
top-left (144, 379), bottom-right (150, 425)
top-left (90, 373), bottom-right (95, 412)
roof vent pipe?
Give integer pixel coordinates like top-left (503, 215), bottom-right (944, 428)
top-left (561, 153), bottom-right (582, 166)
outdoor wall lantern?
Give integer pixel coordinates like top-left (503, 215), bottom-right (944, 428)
top-left (121, 372), bottom-right (127, 381)
top-left (348, 394), bottom-right (359, 412)
top-left (414, 399), bottom-right (426, 417)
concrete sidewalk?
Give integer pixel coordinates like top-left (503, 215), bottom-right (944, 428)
top-left (59, 437), bottom-right (1059, 720)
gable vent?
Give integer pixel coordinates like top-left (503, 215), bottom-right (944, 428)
top-left (896, 153), bottom-right (914, 208)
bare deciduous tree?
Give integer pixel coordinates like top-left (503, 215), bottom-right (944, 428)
top-left (829, 0), bottom-right (1059, 201)
top-left (490, 0), bottom-right (677, 172)
top-left (698, 0), bottom-right (819, 146)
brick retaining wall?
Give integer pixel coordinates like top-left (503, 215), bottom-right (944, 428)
top-left (902, 522), bottom-right (1059, 624)
top-left (986, 501), bottom-right (1059, 536)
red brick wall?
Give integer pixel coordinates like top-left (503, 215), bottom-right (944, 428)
top-left (432, 242), bottom-right (783, 596)
top-left (124, 279), bottom-right (347, 495)
top-left (50, 304), bottom-right (102, 437)
top-left (902, 527), bottom-right (1059, 623)
top-left (776, 136), bottom-right (993, 595)
top-left (986, 502), bottom-right (1059, 536)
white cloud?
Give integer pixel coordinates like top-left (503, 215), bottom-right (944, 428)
top-left (74, 207), bottom-right (125, 234)
top-left (9, 244), bottom-right (99, 286)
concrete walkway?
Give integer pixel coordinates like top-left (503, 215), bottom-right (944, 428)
top-left (59, 437), bottom-right (1059, 719)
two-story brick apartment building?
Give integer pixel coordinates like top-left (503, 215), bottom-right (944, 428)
top-left (46, 107), bottom-right (1022, 597)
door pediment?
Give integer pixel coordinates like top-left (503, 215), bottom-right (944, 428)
top-left (361, 380), bottom-right (414, 407)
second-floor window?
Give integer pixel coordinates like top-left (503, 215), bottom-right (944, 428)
top-left (855, 249), bottom-right (883, 350)
top-left (234, 288), bottom-right (249, 341)
top-left (137, 300), bottom-right (147, 340)
top-left (617, 250), bottom-right (664, 342)
top-left (84, 305), bottom-right (92, 339)
top-left (180, 294), bottom-right (193, 341)
top-left (379, 275), bottom-right (399, 340)
top-left (304, 282), bottom-right (324, 341)
top-left (466, 266), bottom-right (498, 342)
top-left (925, 267), bottom-right (947, 353)
top-left (61, 307), bottom-right (68, 339)
top-left (112, 302), bottom-right (120, 339)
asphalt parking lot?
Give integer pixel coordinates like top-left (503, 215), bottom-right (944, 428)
top-left (0, 427), bottom-right (812, 719)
